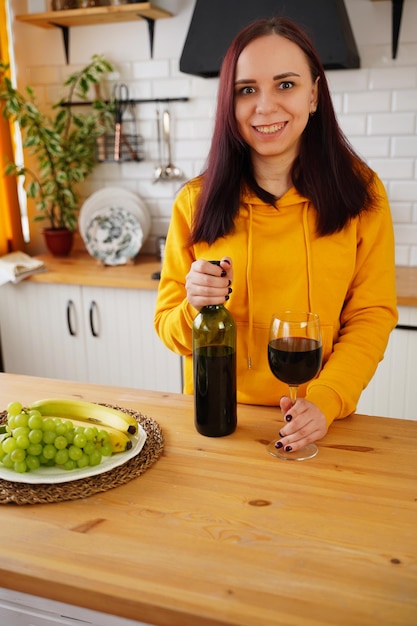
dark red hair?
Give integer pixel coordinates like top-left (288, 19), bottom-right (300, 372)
top-left (191, 17), bottom-right (375, 245)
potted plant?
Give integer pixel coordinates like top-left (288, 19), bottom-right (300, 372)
top-left (0, 54), bottom-right (114, 256)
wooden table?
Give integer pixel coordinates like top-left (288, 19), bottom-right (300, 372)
top-left (0, 373), bottom-right (416, 626)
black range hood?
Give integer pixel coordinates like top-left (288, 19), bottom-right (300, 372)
top-left (180, 0), bottom-right (360, 78)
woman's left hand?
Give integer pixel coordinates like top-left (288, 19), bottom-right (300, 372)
top-left (277, 396), bottom-right (328, 453)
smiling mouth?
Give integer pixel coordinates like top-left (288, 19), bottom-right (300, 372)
top-left (254, 123), bottom-right (286, 134)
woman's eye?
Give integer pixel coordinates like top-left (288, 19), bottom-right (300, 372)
top-left (279, 81), bottom-right (294, 90)
top-left (238, 86), bottom-right (256, 95)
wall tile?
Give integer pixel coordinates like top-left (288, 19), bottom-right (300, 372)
top-left (344, 91), bottom-right (391, 113)
top-left (369, 67), bottom-right (417, 90)
top-left (368, 113), bottom-right (415, 135)
top-left (392, 136), bottom-right (417, 157)
top-left (410, 247), bottom-right (417, 266)
top-left (394, 224), bottom-right (417, 245)
top-left (337, 114), bottom-right (367, 136)
top-left (390, 182), bottom-right (417, 202)
top-left (368, 159), bottom-right (414, 180)
top-left (392, 89), bottom-right (417, 111)
top-left (326, 69), bottom-right (368, 92)
top-left (132, 60), bottom-right (170, 79)
top-left (395, 245), bottom-right (410, 266)
top-left (350, 136), bottom-right (390, 158)
top-left (390, 203), bottom-right (413, 223)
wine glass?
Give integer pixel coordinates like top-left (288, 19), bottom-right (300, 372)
top-left (267, 311), bottom-right (322, 460)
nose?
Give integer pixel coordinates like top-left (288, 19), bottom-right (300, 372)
top-left (255, 90), bottom-right (279, 115)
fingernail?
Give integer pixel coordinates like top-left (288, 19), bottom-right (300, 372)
top-left (285, 414), bottom-right (292, 422)
top-left (279, 431), bottom-right (284, 438)
top-left (228, 279), bottom-right (232, 286)
top-left (228, 287), bottom-right (233, 294)
top-left (225, 295), bottom-right (229, 301)
top-left (285, 445), bottom-right (292, 452)
top-left (221, 270), bottom-right (227, 277)
top-left (222, 259), bottom-right (231, 265)
top-left (275, 441), bottom-right (283, 449)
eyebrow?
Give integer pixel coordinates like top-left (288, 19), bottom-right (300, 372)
top-left (235, 71), bottom-right (301, 85)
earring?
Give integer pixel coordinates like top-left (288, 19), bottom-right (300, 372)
top-left (310, 107), bottom-right (316, 116)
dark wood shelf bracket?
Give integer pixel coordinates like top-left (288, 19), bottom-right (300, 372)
top-left (138, 15), bottom-right (155, 58)
top-left (51, 23), bottom-right (70, 64)
top-left (392, 0), bottom-right (404, 59)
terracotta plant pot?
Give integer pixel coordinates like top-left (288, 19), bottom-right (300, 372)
top-left (42, 228), bottom-right (74, 257)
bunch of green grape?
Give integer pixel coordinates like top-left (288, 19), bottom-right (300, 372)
top-left (0, 401), bottom-right (113, 474)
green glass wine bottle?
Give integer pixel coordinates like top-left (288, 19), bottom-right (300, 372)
top-left (192, 261), bottom-right (237, 436)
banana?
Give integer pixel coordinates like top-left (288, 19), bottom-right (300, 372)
top-left (28, 398), bottom-right (138, 435)
top-left (59, 417), bottom-right (133, 454)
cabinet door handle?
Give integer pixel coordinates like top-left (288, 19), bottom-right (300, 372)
top-left (396, 324), bottom-right (417, 331)
top-left (89, 300), bottom-right (99, 337)
top-left (66, 300), bottom-right (76, 336)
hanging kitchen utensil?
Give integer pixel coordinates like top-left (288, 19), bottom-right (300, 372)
top-left (153, 107), bottom-right (164, 183)
top-left (113, 83), bottom-right (130, 161)
top-left (160, 109), bottom-right (184, 180)
top-left (97, 85), bottom-right (144, 163)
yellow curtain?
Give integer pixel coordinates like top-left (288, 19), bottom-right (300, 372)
top-left (0, 0), bottom-right (24, 255)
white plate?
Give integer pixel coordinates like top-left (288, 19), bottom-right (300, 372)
top-left (83, 206), bottom-right (143, 266)
top-left (0, 423), bottom-right (147, 485)
top-left (79, 187), bottom-right (150, 243)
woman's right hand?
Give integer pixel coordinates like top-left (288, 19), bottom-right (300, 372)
top-left (186, 257), bottom-right (233, 310)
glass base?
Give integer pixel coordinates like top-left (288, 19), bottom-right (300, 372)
top-left (267, 440), bottom-right (318, 461)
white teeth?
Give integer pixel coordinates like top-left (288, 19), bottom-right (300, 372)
top-left (255, 123), bottom-right (285, 134)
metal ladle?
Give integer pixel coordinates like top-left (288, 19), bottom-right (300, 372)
top-left (159, 109), bottom-right (184, 180)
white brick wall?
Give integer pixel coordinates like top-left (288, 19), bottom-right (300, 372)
top-left (8, 0), bottom-right (417, 265)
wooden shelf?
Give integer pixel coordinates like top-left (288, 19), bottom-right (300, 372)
top-left (15, 3), bottom-right (172, 29)
top-left (15, 3), bottom-right (173, 61)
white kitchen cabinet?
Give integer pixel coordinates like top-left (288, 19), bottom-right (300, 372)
top-left (0, 587), bottom-right (151, 626)
top-left (0, 281), bottom-right (182, 393)
top-left (357, 306), bottom-right (417, 420)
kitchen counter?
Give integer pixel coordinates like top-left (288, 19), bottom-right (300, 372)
top-left (0, 373), bottom-right (416, 626)
top-left (396, 265), bottom-right (417, 306)
top-left (26, 253), bottom-right (417, 306)
top-left (29, 251), bottom-right (162, 290)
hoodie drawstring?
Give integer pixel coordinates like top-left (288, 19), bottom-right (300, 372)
top-left (302, 201), bottom-right (313, 313)
top-left (246, 203), bottom-right (254, 368)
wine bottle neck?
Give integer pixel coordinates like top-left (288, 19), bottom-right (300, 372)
top-left (202, 304), bottom-right (224, 311)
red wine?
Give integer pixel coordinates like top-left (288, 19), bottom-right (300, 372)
top-left (268, 337), bottom-right (322, 385)
top-left (193, 345), bottom-right (237, 437)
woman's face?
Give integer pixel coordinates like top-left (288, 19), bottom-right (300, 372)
top-left (234, 34), bottom-right (318, 165)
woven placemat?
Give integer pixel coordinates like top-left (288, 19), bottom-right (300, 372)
top-left (0, 404), bottom-right (164, 505)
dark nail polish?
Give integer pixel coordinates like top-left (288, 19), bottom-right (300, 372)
top-left (285, 414), bottom-right (292, 422)
top-left (221, 270), bottom-right (227, 277)
top-left (222, 259), bottom-right (231, 265)
top-left (279, 431), bottom-right (284, 438)
top-left (225, 295), bottom-right (229, 301)
top-left (275, 441), bottom-right (283, 449)
top-left (228, 287), bottom-right (233, 294)
top-left (228, 279), bottom-right (232, 286)
top-left (285, 445), bottom-right (292, 452)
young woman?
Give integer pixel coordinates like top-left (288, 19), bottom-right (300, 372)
top-left (154, 17), bottom-right (398, 453)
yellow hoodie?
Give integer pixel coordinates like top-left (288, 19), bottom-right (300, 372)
top-left (154, 175), bottom-right (398, 427)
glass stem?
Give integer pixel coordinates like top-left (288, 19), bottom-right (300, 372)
top-left (288, 385), bottom-right (298, 406)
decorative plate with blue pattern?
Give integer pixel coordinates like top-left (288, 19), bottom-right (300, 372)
top-left (84, 206), bottom-right (143, 265)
